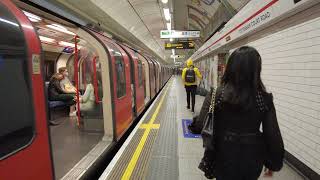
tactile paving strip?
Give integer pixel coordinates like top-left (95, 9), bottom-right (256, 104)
top-left (131, 129), bottom-right (158, 179)
top-left (145, 90), bottom-right (178, 180)
top-left (106, 83), bottom-right (172, 180)
top-left (107, 130), bottom-right (144, 179)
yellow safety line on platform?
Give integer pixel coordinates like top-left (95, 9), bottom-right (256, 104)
top-left (139, 124), bottom-right (160, 129)
top-left (121, 81), bottom-right (172, 180)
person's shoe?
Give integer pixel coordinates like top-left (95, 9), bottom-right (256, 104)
top-left (188, 125), bottom-right (195, 133)
top-left (49, 121), bottom-right (60, 126)
top-left (187, 106), bottom-right (190, 109)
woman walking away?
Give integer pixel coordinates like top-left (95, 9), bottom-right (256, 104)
top-left (198, 46), bottom-right (284, 180)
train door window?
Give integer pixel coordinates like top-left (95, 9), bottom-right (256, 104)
top-left (137, 60), bottom-right (143, 87)
top-left (108, 44), bottom-right (126, 98)
top-left (115, 57), bottom-right (126, 98)
top-left (0, 4), bottom-right (35, 159)
top-left (95, 58), bottom-right (103, 100)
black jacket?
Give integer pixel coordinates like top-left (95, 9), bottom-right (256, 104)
top-left (48, 79), bottom-right (64, 100)
top-left (200, 87), bottom-right (284, 172)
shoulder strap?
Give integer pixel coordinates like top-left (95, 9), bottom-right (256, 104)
top-left (209, 88), bottom-right (216, 113)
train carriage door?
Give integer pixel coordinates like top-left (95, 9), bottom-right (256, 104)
top-left (145, 57), bottom-right (156, 98)
top-left (0, 0), bottom-right (53, 179)
top-left (105, 42), bottom-right (133, 139)
top-left (119, 45), bottom-right (136, 117)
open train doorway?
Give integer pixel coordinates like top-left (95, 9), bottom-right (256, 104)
top-left (15, 2), bottom-right (106, 178)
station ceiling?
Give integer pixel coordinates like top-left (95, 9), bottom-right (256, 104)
top-left (38, 0), bottom-right (250, 64)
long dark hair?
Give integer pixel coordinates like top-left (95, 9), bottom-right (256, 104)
top-left (222, 46), bottom-right (266, 109)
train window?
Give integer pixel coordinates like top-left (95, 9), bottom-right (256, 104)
top-left (115, 56), bottom-right (126, 98)
top-left (137, 60), bottom-right (143, 87)
top-left (107, 43), bottom-right (126, 98)
top-left (0, 4), bottom-right (35, 159)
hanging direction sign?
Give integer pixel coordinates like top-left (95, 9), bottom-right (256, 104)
top-left (165, 41), bottom-right (195, 49)
top-left (160, 30), bottom-right (200, 38)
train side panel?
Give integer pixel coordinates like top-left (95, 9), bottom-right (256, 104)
top-left (0, 1), bottom-right (53, 179)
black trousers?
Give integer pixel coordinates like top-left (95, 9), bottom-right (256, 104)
top-left (185, 85), bottom-right (197, 111)
top-left (50, 93), bottom-right (76, 106)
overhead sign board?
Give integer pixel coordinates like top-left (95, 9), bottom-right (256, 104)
top-left (170, 55), bottom-right (185, 59)
top-left (165, 41), bottom-right (195, 50)
top-left (160, 30), bottom-right (200, 38)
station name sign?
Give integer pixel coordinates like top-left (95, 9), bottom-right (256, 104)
top-left (160, 30), bottom-right (200, 38)
top-left (165, 41), bottom-right (195, 49)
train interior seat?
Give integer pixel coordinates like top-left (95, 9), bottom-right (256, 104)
top-left (80, 85), bottom-right (104, 132)
top-left (44, 82), bottom-right (68, 120)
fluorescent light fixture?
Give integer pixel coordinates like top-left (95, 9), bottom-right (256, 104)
top-left (46, 24), bottom-right (75, 35)
top-left (23, 11), bottom-right (42, 22)
top-left (59, 41), bottom-right (75, 47)
top-left (162, 0), bottom-right (168, 3)
top-left (166, 22), bottom-right (171, 30)
top-left (28, 17), bottom-right (40, 22)
top-left (59, 41), bottom-right (82, 49)
top-left (39, 36), bottom-right (55, 43)
top-left (163, 8), bottom-right (170, 21)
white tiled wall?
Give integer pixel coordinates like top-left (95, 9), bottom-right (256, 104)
top-left (243, 4), bottom-right (320, 174)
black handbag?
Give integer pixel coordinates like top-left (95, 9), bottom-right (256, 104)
top-left (199, 89), bottom-right (217, 179)
top-left (201, 88), bottom-right (216, 149)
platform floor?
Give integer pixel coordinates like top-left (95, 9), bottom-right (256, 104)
top-left (100, 76), bottom-right (305, 180)
top-left (50, 116), bottom-right (103, 179)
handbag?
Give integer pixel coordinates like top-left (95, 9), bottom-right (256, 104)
top-left (198, 88), bottom-right (217, 179)
top-left (201, 88), bottom-right (216, 149)
top-left (196, 80), bottom-right (208, 96)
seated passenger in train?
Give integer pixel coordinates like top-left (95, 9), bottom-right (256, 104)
top-left (79, 75), bottom-right (96, 111)
top-left (48, 73), bottom-right (76, 106)
top-left (58, 67), bottom-right (76, 93)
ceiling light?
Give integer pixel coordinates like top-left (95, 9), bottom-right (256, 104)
top-left (163, 8), bottom-right (171, 21)
top-left (39, 36), bottom-right (56, 43)
top-left (46, 24), bottom-right (75, 35)
top-left (166, 22), bottom-right (171, 31)
top-left (162, 0), bottom-right (168, 4)
top-left (28, 17), bottom-right (40, 22)
top-left (59, 41), bottom-right (75, 47)
top-left (23, 11), bottom-right (42, 22)
top-left (59, 41), bottom-right (82, 49)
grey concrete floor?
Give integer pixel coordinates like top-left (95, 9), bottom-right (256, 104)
top-left (50, 116), bottom-right (103, 179)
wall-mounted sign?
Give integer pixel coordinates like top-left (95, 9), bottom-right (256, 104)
top-left (160, 30), bottom-right (200, 38)
top-left (170, 55), bottom-right (185, 59)
top-left (32, 54), bottom-right (41, 74)
top-left (165, 41), bottom-right (195, 49)
top-left (62, 47), bottom-right (74, 53)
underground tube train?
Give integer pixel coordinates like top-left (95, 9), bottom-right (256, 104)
top-left (0, 0), bottom-right (172, 179)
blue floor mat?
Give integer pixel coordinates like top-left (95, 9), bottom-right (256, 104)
top-left (182, 119), bottom-right (201, 138)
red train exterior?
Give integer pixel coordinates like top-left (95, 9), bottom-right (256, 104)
top-left (0, 0), bottom-right (172, 179)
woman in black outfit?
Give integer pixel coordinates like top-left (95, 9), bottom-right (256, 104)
top-left (199, 46), bottom-right (284, 180)
top-left (48, 73), bottom-right (76, 106)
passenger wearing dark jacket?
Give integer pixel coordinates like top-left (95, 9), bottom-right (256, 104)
top-left (199, 46), bottom-right (284, 180)
top-left (48, 73), bottom-right (76, 106)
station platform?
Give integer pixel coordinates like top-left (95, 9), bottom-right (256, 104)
top-left (99, 77), bottom-right (305, 180)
